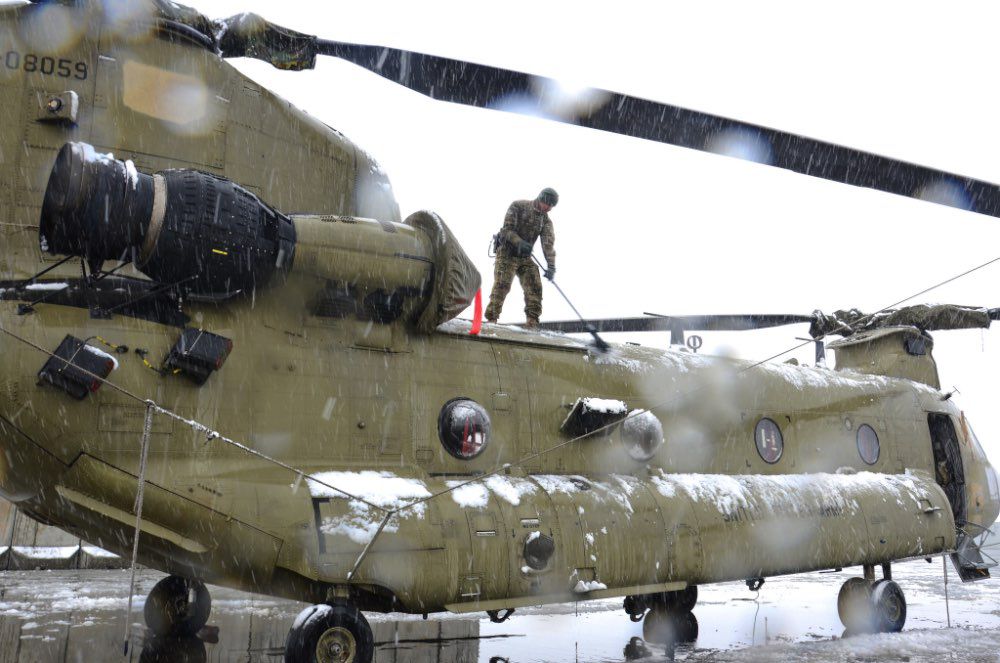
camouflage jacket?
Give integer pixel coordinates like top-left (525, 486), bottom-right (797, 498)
top-left (498, 199), bottom-right (556, 267)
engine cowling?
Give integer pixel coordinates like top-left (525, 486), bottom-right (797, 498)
top-left (38, 142), bottom-right (479, 329)
top-left (40, 142), bottom-right (296, 297)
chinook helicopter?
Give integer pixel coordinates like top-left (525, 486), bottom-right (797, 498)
top-left (1, 1), bottom-right (999, 661)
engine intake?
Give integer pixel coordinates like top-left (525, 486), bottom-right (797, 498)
top-left (40, 142), bottom-right (296, 296)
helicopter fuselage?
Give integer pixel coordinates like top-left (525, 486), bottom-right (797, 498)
top-left (0, 286), bottom-right (995, 612)
top-left (0, 0), bottom-right (997, 619)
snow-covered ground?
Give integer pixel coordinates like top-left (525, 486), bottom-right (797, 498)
top-left (0, 557), bottom-right (996, 661)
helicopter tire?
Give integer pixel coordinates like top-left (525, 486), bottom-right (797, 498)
top-left (143, 575), bottom-right (212, 637)
top-left (675, 610), bottom-right (699, 642)
top-left (836, 577), bottom-right (873, 632)
top-left (642, 608), bottom-right (698, 645)
top-left (869, 579), bottom-right (907, 633)
top-left (285, 602), bottom-right (374, 663)
top-left (138, 633), bottom-right (207, 663)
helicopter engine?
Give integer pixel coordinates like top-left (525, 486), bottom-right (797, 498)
top-left (37, 142), bottom-right (479, 330)
top-left (40, 142), bottom-right (297, 297)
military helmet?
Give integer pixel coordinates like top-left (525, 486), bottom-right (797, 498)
top-left (537, 187), bottom-right (559, 206)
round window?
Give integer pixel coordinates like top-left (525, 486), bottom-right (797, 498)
top-left (755, 418), bottom-right (783, 464)
top-left (438, 398), bottom-right (491, 459)
top-left (621, 410), bottom-right (664, 461)
top-left (857, 424), bottom-right (880, 465)
top-left (523, 532), bottom-right (556, 571)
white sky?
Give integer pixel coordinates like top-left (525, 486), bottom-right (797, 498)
top-left (185, 1), bottom-right (1000, 459)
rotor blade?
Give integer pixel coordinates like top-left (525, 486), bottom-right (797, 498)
top-left (536, 314), bottom-right (814, 335)
top-left (643, 312), bottom-right (817, 332)
top-left (536, 317), bottom-right (675, 334)
top-left (540, 306), bottom-right (999, 339)
top-left (315, 39), bottom-right (1000, 219)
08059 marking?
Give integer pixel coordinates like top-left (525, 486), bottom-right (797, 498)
top-left (3, 51), bottom-right (88, 79)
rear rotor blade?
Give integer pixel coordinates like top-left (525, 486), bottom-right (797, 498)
top-left (536, 317), bottom-right (676, 334)
top-left (643, 312), bottom-right (816, 332)
top-left (317, 39), bottom-right (1000, 219)
top-left (539, 306), bottom-right (998, 341)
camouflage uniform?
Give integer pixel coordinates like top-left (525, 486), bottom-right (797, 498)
top-left (485, 199), bottom-right (556, 323)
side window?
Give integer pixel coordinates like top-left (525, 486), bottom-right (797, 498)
top-left (621, 410), bottom-right (664, 461)
top-left (438, 398), bottom-right (491, 459)
top-left (755, 418), bottom-right (783, 464)
top-left (857, 424), bottom-right (880, 465)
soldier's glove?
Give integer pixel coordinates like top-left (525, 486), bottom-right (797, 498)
top-left (516, 240), bottom-right (534, 258)
top-left (544, 266), bottom-right (556, 281)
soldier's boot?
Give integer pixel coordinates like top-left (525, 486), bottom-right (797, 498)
top-left (524, 317), bottom-right (540, 330)
top-left (484, 299), bottom-right (503, 324)
top-left (486, 316), bottom-right (498, 324)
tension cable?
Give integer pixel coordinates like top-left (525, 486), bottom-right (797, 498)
top-left (0, 325), bottom-right (385, 513)
top-left (121, 401), bottom-right (154, 656)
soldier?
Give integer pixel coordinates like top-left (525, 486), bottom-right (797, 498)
top-left (485, 188), bottom-right (558, 329)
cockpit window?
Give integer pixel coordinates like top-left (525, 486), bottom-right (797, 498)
top-left (961, 413), bottom-right (989, 460)
top-left (987, 466), bottom-right (1000, 505)
top-left (354, 148), bottom-right (401, 224)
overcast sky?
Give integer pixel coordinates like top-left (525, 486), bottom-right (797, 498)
top-left (181, 1), bottom-right (1000, 459)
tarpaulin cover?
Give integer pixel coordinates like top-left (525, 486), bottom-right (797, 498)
top-left (405, 211), bottom-right (481, 333)
top-left (148, 2), bottom-right (318, 70)
top-left (810, 304), bottom-right (993, 338)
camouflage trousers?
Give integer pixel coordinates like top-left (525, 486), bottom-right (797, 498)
top-left (485, 255), bottom-right (543, 321)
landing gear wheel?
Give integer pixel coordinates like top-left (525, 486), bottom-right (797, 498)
top-left (642, 609), bottom-right (698, 645)
top-left (143, 575), bottom-right (212, 637)
top-left (642, 609), bottom-right (675, 647)
top-left (673, 611), bottom-right (698, 642)
top-left (138, 634), bottom-right (207, 663)
top-left (870, 579), bottom-right (906, 633)
top-left (836, 577), bottom-right (872, 633)
top-left (285, 603), bottom-right (374, 663)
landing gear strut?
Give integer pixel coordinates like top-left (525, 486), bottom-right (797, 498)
top-left (623, 585), bottom-right (698, 620)
top-left (837, 564), bottom-right (907, 633)
top-left (143, 575), bottom-right (212, 637)
top-left (285, 602), bottom-right (375, 663)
